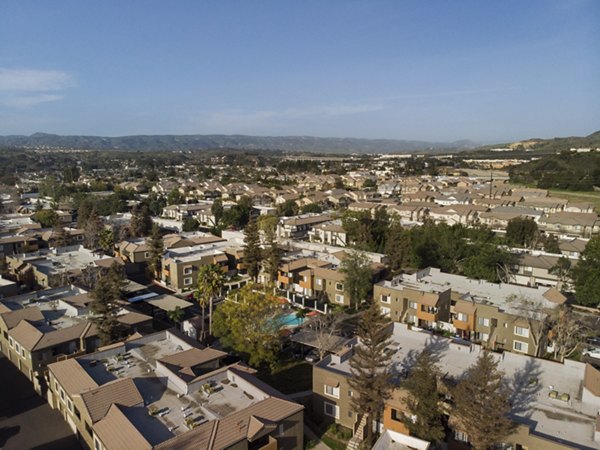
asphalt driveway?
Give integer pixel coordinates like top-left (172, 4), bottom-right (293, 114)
top-left (0, 355), bottom-right (81, 450)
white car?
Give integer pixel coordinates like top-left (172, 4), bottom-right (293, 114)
top-left (582, 347), bottom-right (600, 360)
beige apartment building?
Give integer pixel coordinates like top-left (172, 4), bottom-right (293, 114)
top-left (376, 268), bottom-right (566, 358)
top-left (47, 329), bottom-right (304, 450)
top-left (313, 323), bottom-right (600, 450)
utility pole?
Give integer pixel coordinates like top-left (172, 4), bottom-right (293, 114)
top-left (489, 164), bottom-right (493, 199)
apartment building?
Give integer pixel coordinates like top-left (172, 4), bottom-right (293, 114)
top-left (0, 234), bottom-right (40, 257)
top-left (161, 243), bottom-right (229, 292)
top-left (313, 323), bottom-right (600, 450)
top-left (400, 268), bottom-right (565, 357)
top-left (307, 221), bottom-right (348, 247)
top-left (511, 252), bottom-right (576, 289)
top-left (47, 329), bottom-right (304, 450)
top-left (276, 214), bottom-right (333, 240)
top-left (539, 212), bottom-right (600, 238)
top-left (374, 276), bottom-right (452, 329)
top-left (0, 286), bottom-right (152, 393)
top-left (6, 246), bottom-right (120, 288)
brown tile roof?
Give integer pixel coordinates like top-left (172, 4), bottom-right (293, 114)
top-left (9, 320), bottom-right (43, 350)
top-left (159, 347), bottom-right (227, 370)
top-left (542, 288), bottom-right (567, 305)
top-left (34, 322), bottom-right (97, 351)
top-left (78, 377), bottom-right (143, 423)
top-left (116, 311), bottom-right (152, 325)
top-left (48, 358), bottom-right (98, 396)
top-left (155, 421), bottom-right (217, 450)
top-left (0, 306), bottom-right (44, 329)
top-left (94, 404), bottom-right (152, 450)
top-left (61, 293), bottom-right (94, 308)
top-left (211, 397), bottom-right (303, 449)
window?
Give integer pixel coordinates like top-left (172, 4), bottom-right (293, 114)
top-left (478, 317), bottom-right (490, 327)
top-left (348, 411), bottom-right (353, 418)
top-left (454, 430), bottom-right (469, 443)
top-left (324, 385), bottom-right (340, 398)
top-left (348, 390), bottom-right (353, 397)
top-left (514, 326), bottom-right (530, 338)
top-left (9, 337), bottom-right (13, 348)
top-left (335, 282), bottom-right (343, 292)
top-left (15, 342), bottom-right (20, 353)
top-left (481, 333), bottom-right (489, 342)
top-left (513, 340), bottom-right (529, 353)
top-left (408, 301), bottom-right (417, 309)
top-left (60, 388), bottom-right (65, 401)
top-left (21, 348), bottom-right (25, 358)
top-left (456, 313), bottom-right (468, 322)
top-left (380, 294), bottom-right (390, 303)
top-left (323, 402), bottom-right (339, 419)
top-left (335, 294), bottom-right (344, 303)
top-left (144, 252), bottom-right (150, 258)
top-left (85, 422), bottom-right (93, 437)
top-left (406, 314), bottom-right (416, 324)
top-left (183, 266), bottom-right (193, 275)
top-left (184, 277), bottom-right (193, 286)
top-left (74, 406), bottom-right (81, 420)
top-left (2, 330), bottom-right (7, 339)
top-left (316, 278), bottom-right (322, 286)
top-left (391, 408), bottom-right (402, 422)
top-left (67, 399), bottom-right (73, 412)
top-left (94, 436), bottom-right (101, 450)
top-left (380, 307), bottom-right (391, 317)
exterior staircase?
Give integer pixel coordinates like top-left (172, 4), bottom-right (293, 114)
top-left (346, 414), bottom-right (369, 450)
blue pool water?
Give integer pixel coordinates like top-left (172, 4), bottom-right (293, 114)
top-left (279, 313), bottom-right (304, 328)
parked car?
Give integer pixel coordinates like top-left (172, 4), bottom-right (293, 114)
top-left (582, 347), bottom-right (600, 360)
top-left (305, 349), bottom-right (320, 363)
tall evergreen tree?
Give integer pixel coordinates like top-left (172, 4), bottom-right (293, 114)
top-left (340, 250), bottom-right (372, 309)
top-left (571, 235), bottom-right (600, 307)
top-left (147, 223), bottom-right (164, 280)
top-left (91, 262), bottom-right (126, 345)
top-left (348, 300), bottom-right (393, 446)
top-left (243, 218), bottom-right (262, 282)
top-left (401, 350), bottom-right (445, 443)
top-left (260, 217), bottom-right (280, 285)
top-left (130, 204), bottom-right (152, 237)
top-left (452, 351), bottom-right (514, 449)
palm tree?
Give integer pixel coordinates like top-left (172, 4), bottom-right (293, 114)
top-left (195, 264), bottom-right (225, 339)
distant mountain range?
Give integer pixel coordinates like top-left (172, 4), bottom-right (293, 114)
top-left (0, 132), bottom-right (478, 154)
top-left (464, 130), bottom-right (600, 156)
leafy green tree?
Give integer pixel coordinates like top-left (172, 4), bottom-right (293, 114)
top-left (212, 286), bottom-right (284, 369)
top-left (401, 350), bottom-right (445, 443)
top-left (182, 217), bottom-right (199, 232)
top-left (506, 217), bottom-right (539, 248)
top-left (90, 262), bottom-right (126, 345)
top-left (195, 263), bottom-right (225, 338)
top-left (462, 244), bottom-right (515, 283)
top-left (98, 228), bottom-right (115, 255)
top-left (33, 209), bottom-right (59, 228)
top-left (572, 236), bottom-right (600, 307)
top-left (167, 306), bottom-right (184, 329)
top-left (348, 300), bottom-right (393, 446)
top-left (340, 250), bottom-right (372, 309)
top-left (543, 234), bottom-right (561, 253)
top-left (167, 188), bottom-right (185, 205)
top-left (147, 223), bottom-right (164, 280)
top-left (62, 165), bottom-right (80, 183)
top-left (276, 199), bottom-right (299, 217)
top-left (301, 203), bottom-right (322, 214)
top-left (243, 218), bottom-right (262, 282)
top-left (452, 351), bottom-right (514, 450)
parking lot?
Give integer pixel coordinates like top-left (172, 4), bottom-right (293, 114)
top-left (0, 355), bottom-right (81, 450)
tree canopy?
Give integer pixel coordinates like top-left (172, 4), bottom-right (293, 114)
top-left (212, 286), bottom-right (284, 369)
top-left (572, 236), bottom-right (600, 307)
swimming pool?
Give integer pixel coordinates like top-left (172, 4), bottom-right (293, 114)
top-left (278, 312), bottom-right (304, 328)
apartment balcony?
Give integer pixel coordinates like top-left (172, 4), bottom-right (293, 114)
top-left (416, 308), bottom-right (438, 323)
top-left (277, 274), bottom-right (291, 285)
top-left (453, 319), bottom-right (472, 332)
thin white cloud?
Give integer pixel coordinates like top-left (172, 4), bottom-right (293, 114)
top-left (202, 102), bottom-right (383, 130)
top-left (0, 94), bottom-right (63, 108)
top-left (0, 68), bottom-right (73, 92)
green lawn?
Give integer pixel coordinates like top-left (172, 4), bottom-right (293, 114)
top-left (548, 189), bottom-right (600, 211)
top-left (257, 361), bottom-right (313, 394)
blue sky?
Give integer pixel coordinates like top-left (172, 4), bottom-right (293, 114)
top-left (0, 1), bottom-right (598, 142)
